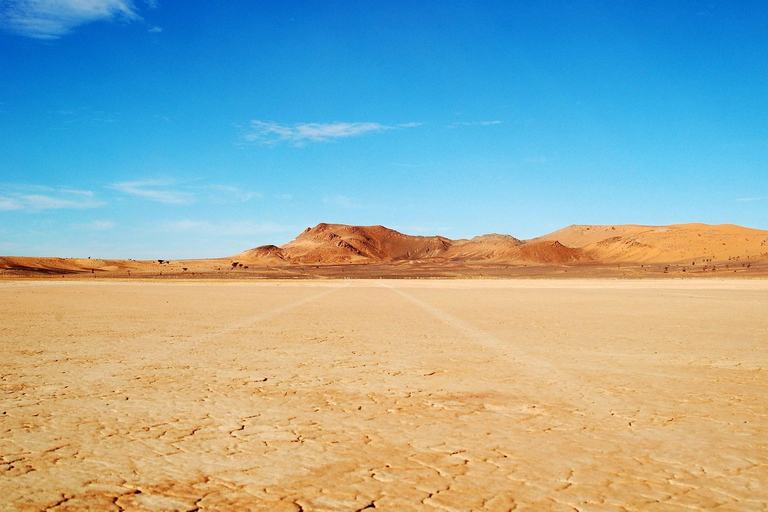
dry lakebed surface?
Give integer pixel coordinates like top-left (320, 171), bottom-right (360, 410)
top-left (1, 279), bottom-right (767, 511)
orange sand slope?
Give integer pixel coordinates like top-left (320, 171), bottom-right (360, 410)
top-left (1, 279), bottom-right (767, 510)
top-left (537, 223), bottom-right (768, 264)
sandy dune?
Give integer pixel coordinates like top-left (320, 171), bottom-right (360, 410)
top-left (537, 223), bottom-right (768, 264)
top-left (2, 280), bottom-right (767, 510)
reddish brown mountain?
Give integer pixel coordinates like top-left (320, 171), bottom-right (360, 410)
top-left (236, 223), bottom-right (454, 264)
top-left (283, 223), bottom-right (454, 263)
top-left (234, 223), bottom-right (590, 265)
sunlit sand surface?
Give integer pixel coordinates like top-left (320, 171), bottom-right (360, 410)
top-left (2, 280), bottom-right (767, 511)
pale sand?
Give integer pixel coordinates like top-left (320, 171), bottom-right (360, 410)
top-left (1, 280), bottom-right (767, 511)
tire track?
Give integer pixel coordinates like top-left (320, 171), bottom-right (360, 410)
top-left (379, 282), bottom-right (635, 421)
top-left (193, 282), bottom-right (350, 343)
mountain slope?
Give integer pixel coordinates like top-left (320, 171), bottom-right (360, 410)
top-left (443, 234), bottom-right (523, 261)
top-left (536, 223), bottom-right (768, 263)
top-left (235, 223), bottom-right (591, 265)
top-left (284, 223), bottom-right (452, 263)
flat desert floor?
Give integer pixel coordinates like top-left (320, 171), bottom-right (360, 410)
top-left (1, 280), bottom-right (767, 511)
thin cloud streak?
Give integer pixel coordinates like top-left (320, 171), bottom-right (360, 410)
top-left (204, 184), bottom-right (262, 203)
top-left (111, 181), bottom-right (266, 205)
top-left (0, 0), bottom-right (143, 39)
top-left (111, 180), bottom-right (194, 204)
top-left (447, 120), bottom-right (503, 128)
top-left (323, 195), bottom-right (363, 209)
top-left (21, 194), bottom-right (104, 210)
top-left (0, 197), bottom-right (23, 211)
top-left (244, 121), bottom-right (420, 145)
top-left (0, 185), bottom-right (104, 211)
top-left (59, 188), bottom-right (95, 196)
top-left (162, 220), bottom-right (295, 238)
top-left (76, 220), bottom-right (115, 230)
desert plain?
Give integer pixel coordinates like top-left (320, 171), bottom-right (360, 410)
top-left (1, 278), bottom-right (767, 511)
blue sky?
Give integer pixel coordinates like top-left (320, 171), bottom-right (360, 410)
top-left (1, 1), bottom-right (767, 258)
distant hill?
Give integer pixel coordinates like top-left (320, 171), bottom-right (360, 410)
top-left (3, 222), bottom-right (767, 277)
top-left (280, 223), bottom-right (454, 263)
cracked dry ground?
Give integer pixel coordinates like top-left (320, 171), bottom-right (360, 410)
top-left (1, 280), bottom-right (767, 511)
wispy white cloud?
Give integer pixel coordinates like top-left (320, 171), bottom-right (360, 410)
top-left (59, 187), bottom-right (94, 196)
top-left (0, 0), bottom-right (144, 39)
top-left (46, 107), bottom-right (123, 129)
top-left (736, 197), bottom-right (763, 202)
top-left (244, 121), bottom-right (420, 145)
top-left (111, 180), bottom-right (267, 205)
top-left (147, 25), bottom-right (160, 32)
top-left (21, 194), bottom-right (104, 209)
top-left (162, 220), bottom-right (295, 238)
top-left (204, 184), bottom-right (262, 204)
top-left (0, 185), bottom-right (104, 211)
top-left (323, 195), bottom-right (363, 209)
top-left (0, 196), bottom-right (23, 211)
top-left (111, 180), bottom-right (194, 204)
top-left (76, 220), bottom-right (115, 230)
top-left (447, 120), bottom-right (503, 128)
